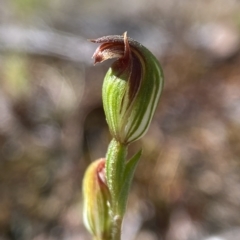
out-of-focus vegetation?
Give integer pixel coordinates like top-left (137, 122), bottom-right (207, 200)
top-left (0, 0), bottom-right (240, 239)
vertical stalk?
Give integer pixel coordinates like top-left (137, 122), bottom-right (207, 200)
top-left (105, 139), bottom-right (128, 240)
top-left (111, 215), bottom-right (123, 240)
top-left (106, 139), bottom-right (127, 213)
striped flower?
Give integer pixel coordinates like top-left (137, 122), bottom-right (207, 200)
top-left (82, 158), bottom-right (111, 240)
top-left (91, 32), bottom-right (164, 144)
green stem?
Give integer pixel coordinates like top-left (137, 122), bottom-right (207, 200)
top-left (106, 139), bottom-right (127, 213)
top-left (106, 139), bottom-right (128, 240)
top-left (111, 215), bottom-right (123, 240)
top-left (105, 139), bottom-right (142, 240)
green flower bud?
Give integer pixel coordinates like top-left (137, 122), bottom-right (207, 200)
top-left (91, 32), bottom-right (164, 144)
top-left (82, 158), bottom-right (111, 240)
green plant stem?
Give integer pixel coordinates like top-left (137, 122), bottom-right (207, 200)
top-left (106, 139), bottom-right (128, 240)
top-left (111, 215), bottom-right (123, 240)
top-left (106, 139), bottom-right (127, 212)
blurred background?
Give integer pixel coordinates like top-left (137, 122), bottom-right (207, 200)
top-left (0, 0), bottom-right (240, 239)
